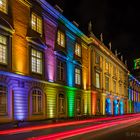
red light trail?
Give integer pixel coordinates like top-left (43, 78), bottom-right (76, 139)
top-left (0, 114), bottom-right (139, 135)
top-left (27, 115), bottom-right (140, 140)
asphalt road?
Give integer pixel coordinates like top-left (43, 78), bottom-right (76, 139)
top-left (0, 114), bottom-right (140, 140)
top-left (64, 119), bottom-right (140, 140)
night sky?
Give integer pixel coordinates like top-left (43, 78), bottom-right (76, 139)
top-left (46, 0), bottom-right (140, 72)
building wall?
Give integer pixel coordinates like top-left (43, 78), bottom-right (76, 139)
top-left (0, 0), bottom-right (140, 123)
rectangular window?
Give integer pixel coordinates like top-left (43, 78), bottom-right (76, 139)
top-left (113, 80), bottom-right (116, 94)
top-left (113, 66), bottom-right (116, 76)
top-left (57, 30), bottom-right (65, 47)
top-left (0, 0), bottom-right (7, 13)
top-left (75, 68), bottom-right (81, 85)
top-left (57, 60), bottom-right (65, 81)
top-left (105, 76), bottom-right (109, 92)
top-left (119, 84), bottom-right (122, 95)
top-left (59, 94), bottom-right (65, 114)
top-left (0, 35), bottom-right (7, 64)
top-left (31, 49), bottom-right (42, 74)
top-left (76, 97), bottom-right (81, 114)
top-left (75, 43), bottom-right (81, 57)
top-left (95, 53), bottom-right (100, 65)
top-left (105, 60), bottom-right (109, 72)
top-left (31, 13), bottom-right (42, 34)
top-left (0, 85), bottom-right (7, 115)
top-left (96, 72), bottom-right (100, 88)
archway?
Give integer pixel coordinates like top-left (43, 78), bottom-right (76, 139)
top-left (106, 98), bottom-right (111, 115)
top-left (114, 100), bottom-right (119, 115)
top-left (119, 100), bottom-right (124, 115)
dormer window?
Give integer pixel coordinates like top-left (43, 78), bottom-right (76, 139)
top-left (0, 34), bottom-right (7, 64)
top-left (0, 0), bottom-right (7, 14)
top-left (31, 13), bottom-right (42, 34)
top-left (57, 30), bottom-right (65, 48)
top-left (75, 43), bottom-right (81, 57)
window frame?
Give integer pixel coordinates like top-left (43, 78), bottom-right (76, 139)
top-left (0, 34), bottom-right (8, 65)
top-left (95, 53), bottom-right (100, 65)
top-left (57, 59), bottom-right (66, 82)
top-left (76, 96), bottom-right (81, 114)
top-left (31, 12), bottom-right (42, 35)
top-left (75, 67), bottom-right (81, 86)
top-left (31, 48), bottom-right (43, 75)
top-left (75, 43), bottom-right (81, 57)
top-left (0, 0), bottom-right (8, 14)
top-left (0, 85), bottom-right (7, 116)
top-left (95, 72), bottom-right (100, 88)
top-left (56, 30), bottom-right (65, 48)
top-left (58, 93), bottom-right (65, 114)
top-left (105, 76), bottom-right (109, 92)
top-left (31, 88), bottom-right (43, 115)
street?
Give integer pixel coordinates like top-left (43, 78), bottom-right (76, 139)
top-left (0, 114), bottom-right (140, 140)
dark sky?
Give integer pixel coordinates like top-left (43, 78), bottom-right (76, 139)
top-left (46, 0), bottom-right (140, 72)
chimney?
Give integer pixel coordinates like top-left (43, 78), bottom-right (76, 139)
top-left (72, 21), bottom-right (79, 27)
top-left (54, 5), bottom-right (63, 13)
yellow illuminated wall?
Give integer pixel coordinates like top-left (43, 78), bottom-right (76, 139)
top-left (82, 43), bottom-right (91, 90)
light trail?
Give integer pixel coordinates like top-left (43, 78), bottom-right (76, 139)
top-left (27, 115), bottom-right (140, 140)
top-left (0, 114), bottom-right (139, 135)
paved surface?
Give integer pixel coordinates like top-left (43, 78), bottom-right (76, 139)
top-left (0, 114), bottom-right (140, 140)
top-left (64, 121), bottom-right (140, 140)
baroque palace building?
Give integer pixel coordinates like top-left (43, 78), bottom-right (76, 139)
top-left (0, 0), bottom-right (140, 123)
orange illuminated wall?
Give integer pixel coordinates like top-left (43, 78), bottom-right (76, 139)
top-left (12, 0), bottom-right (30, 75)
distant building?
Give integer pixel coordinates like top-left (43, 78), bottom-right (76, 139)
top-left (133, 58), bottom-right (140, 81)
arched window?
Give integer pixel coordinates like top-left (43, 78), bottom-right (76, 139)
top-left (59, 94), bottom-right (65, 114)
top-left (0, 85), bottom-right (7, 115)
top-left (32, 89), bottom-right (43, 114)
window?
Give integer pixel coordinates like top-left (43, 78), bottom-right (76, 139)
top-left (32, 89), bottom-right (43, 114)
top-left (119, 84), bottom-right (122, 95)
top-left (95, 53), bottom-right (100, 65)
top-left (113, 66), bottom-right (116, 76)
top-left (0, 0), bottom-right (7, 13)
top-left (0, 85), bottom-right (7, 115)
top-left (57, 30), bottom-right (65, 47)
top-left (105, 60), bottom-right (109, 72)
top-left (119, 71), bottom-right (122, 80)
top-left (113, 80), bottom-right (116, 94)
top-left (57, 60), bottom-right (65, 81)
top-left (97, 99), bottom-right (100, 113)
top-left (59, 94), bottom-right (65, 114)
top-left (105, 76), bottom-right (109, 92)
top-left (31, 49), bottom-right (42, 74)
top-left (75, 68), bottom-right (81, 85)
top-left (76, 96), bottom-right (81, 114)
top-left (96, 72), bottom-right (100, 88)
top-left (31, 13), bottom-right (42, 34)
top-left (75, 43), bottom-right (81, 57)
top-left (0, 35), bottom-right (7, 64)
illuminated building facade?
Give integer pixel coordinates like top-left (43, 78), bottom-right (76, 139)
top-left (89, 32), bottom-right (129, 116)
top-left (0, 0), bottom-right (140, 123)
top-left (128, 74), bottom-right (140, 113)
top-left (0, 0), bottom-right (91, 123)
top-left (133, 58), bottom-right (140, 81)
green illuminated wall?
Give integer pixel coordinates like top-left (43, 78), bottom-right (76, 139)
top-left (67, 90), bottom-right (75, 117)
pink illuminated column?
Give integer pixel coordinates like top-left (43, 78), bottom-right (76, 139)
top-left (91, 91), bottom-right (97, 115)
top-left (44, 17), bottom-right (57, 82)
